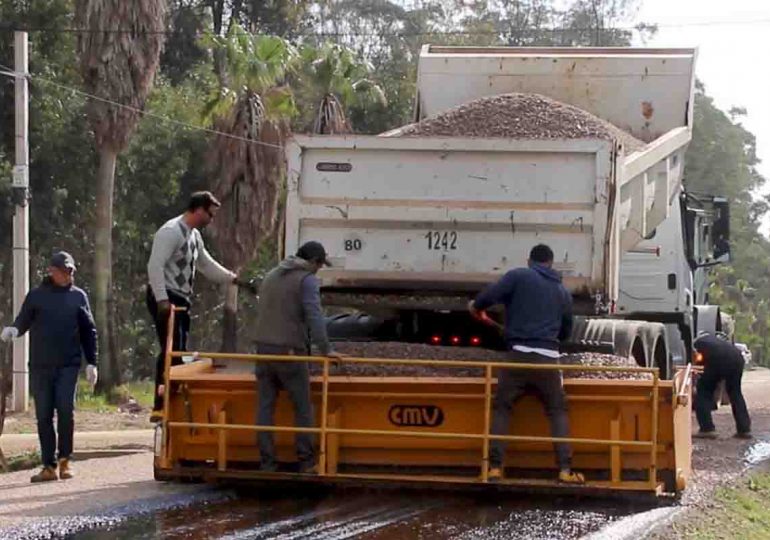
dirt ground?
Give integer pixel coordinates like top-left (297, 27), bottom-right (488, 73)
top-left (3, 410), bottom-right (153, 435)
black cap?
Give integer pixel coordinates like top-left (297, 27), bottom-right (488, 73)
top-left (296, 241), bottom-right (331, 267)
top-left (50, 251), bottom-right (76, 271)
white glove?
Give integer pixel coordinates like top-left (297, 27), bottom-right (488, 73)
top-left (86, 365), bottom-right (98, 387)
top-left (1, 327), bottom-right (19, 342)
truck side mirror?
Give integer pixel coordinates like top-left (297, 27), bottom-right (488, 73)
top-left (712, 199), bottom-right (730, 262)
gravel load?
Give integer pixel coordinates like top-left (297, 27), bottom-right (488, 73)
top-left (313, 342), bottom-right (650, 380)
top-left (394, 93), bottom-right (646, 152)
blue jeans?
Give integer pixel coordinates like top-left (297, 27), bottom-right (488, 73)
top-left (30, 366), bottom-right (80, 467)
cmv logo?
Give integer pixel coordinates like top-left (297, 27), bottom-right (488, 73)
top-left (388, 405), bottom-right (445, 427)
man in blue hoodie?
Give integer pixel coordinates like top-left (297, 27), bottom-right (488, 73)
top-left (469, 244), bottom-right (583, 484)
top-left (1, 252), bottom-right (98, 483)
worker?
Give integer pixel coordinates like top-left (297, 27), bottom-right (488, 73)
top-left (469, 244), bottom-right (584, 484)
top-left (146, 191), bottom-right (238, 422)
top-left (253, 241), bottom-right (343, 474)
top-left (693, 332), bottom-right (752, 439)
top-left (1, 251), bottom-right (98, 482)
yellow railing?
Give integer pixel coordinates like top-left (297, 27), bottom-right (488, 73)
top-left (160, 308), bottom-right (663, 488)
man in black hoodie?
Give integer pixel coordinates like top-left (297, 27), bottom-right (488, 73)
top-left (693, 332), bottom-right (751, 439)
top-left (1, 252), bottom-right (98, 483)
top-left (469, 244), bottom-right (583, 484)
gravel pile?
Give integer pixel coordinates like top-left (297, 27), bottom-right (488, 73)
top-left (315, 342), bottom-right (649, 380)
top-left (394, 93), bottom-right (645, 152)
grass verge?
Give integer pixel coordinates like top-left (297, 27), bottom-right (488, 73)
top-left (2, 450), bottom-right (41, 473)
top-left (76, 378), bottom-right (155, 412)
top-left (673, 470), bottom-right (770, 539)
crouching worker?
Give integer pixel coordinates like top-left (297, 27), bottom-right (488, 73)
top-left (694, 332), bottom-right (751, 440)
top-left (0, 252), bottom-right (98, 482)
top-left (469, 244), bottom-right (584, 484)
top-left (253, 241), bottom-right (343, 473)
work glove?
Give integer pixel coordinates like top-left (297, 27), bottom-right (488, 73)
top-left (86, 364), bottom-right (98, 387)
top-left (0, 326), bottom-right (19, 342)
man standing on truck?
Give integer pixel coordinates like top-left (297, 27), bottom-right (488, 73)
top-left (693, 332), bottom-right (752, 439)
top-left (468, 244), bottom-right (584, 484)
top-left (146, 191), bottom-right (238, 422)
top-left (253, 241), bottom-right (343, 474)
top-left (1, 251), bottom-right (98, 482)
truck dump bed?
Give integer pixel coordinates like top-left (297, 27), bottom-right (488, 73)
top-left (288, 128), bottom-right (688, 301)
top-left (286, 47), bottom-right (695, 303)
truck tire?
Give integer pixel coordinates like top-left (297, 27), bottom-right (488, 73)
top-left (326, 312), bottom-right (385, 340)
top-left (572, 318), bottom-right (671, 377)
top-left (637, 322), bottom-right (670, 379)
top-left (573, 318), bottom-right (647, 366)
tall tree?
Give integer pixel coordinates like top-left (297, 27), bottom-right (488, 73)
top-left (204, 26), bottom-right (298, 351)
top-left (685, 82), bottom-right (770, 365)
top-left (75, 0), bottom-right (168, 390)
top-left (299, 43), bottom-right (386, 134)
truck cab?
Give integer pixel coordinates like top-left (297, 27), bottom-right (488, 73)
top-left (618, 191), bottom-right (730, 365)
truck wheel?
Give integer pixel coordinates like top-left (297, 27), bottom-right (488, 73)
top-left (326, 312), bottom-right (385, 339)
top-left (652, 336), bottom-right (670, 379)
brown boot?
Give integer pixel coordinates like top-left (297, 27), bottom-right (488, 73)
top-left (58, 458), bottom-right (73, 480)
top-left (30, 466), bottom-right (58, 483)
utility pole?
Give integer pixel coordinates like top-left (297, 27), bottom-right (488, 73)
top-left (11, 31), bottom-right (29, 412)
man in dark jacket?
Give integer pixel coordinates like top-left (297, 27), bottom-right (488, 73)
top-left (1, 252), bottom-right (98, 482)
top-left (694, 332), bottom-right (751, 439)
top-left (253, 241), bottom-right (342, 474)
top-left (469, 244), bottom-right (583, 484)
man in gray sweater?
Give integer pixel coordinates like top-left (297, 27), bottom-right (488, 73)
top-left (146, 191), bottom-right (237, 420)
top-left (253, 241), bottom-right (342, 474)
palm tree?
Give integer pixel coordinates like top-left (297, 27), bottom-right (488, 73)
top-left (75, 0), bottom-right (167, 391)
top-left (301, 43), bottom-right (387, 134)
top-left (204, 25), bottom-right (298, 351)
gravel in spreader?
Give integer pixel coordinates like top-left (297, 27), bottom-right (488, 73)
top-left (312, 342), bottom-right (650, 380)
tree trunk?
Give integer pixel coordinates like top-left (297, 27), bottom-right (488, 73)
top-left (221, 282), bottom-right (238, 352)
top-left (93, 146), bottom-right (120, 392)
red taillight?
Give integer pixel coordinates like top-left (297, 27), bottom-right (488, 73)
top-left (470, 336), bottom-right (481, 346)
top-left (430, 335), bottom-right (441, 345)
top-left (451, 336), bottom-right (461, 345)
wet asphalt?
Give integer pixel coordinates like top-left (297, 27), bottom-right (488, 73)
top-left (59, 488), bottom-right (661, 540)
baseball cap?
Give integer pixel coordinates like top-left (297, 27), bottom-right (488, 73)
top-left (50, 251), bottom-right (76, 272)
top-left (296, 241), bottom-right (331, 267)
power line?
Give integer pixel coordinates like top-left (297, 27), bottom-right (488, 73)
top-left (1, 17), bottom-right (770, 38)
top-left (0, 63), bottom-right (283, 150)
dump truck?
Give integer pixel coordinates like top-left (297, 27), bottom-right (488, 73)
top-left (154, 47), bottom-right (710, 496)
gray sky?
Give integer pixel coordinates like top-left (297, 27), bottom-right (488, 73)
top-left (634, 0), bottom-right (770, 233)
